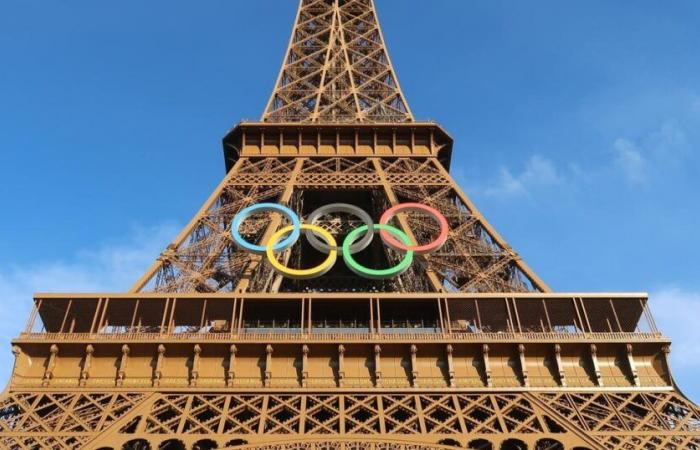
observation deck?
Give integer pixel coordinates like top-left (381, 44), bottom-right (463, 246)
top-left (12, 292), bottom-right (671, 392)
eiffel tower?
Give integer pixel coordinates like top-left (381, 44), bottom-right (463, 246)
top-left (2, 1), bottom-right (699, 449)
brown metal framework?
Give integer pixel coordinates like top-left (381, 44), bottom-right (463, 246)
top-left (263, 0), bottom-right (412, 123)
top-left (1, 1), bottom-right (698, 449)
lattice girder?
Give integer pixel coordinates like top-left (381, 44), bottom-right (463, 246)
top-left (4, 0), bottom-right (698, 449)
top-left (3, 391), bottom-right (698, 449)
top-left (130, 155), bottom-right (547, 294)
top-left (263, 0), bottom-right (412, 123)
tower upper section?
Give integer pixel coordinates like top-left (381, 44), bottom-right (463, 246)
top-left (262, 0), bottom-right (413, 123)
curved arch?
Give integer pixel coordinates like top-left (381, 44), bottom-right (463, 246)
top-left (194, 439), bottom-right (219, 450)
top-left (468, 439), bottom-right (493, 450)
top-left (220, 440), bottom-right (462, 450)
top-left (123, 440), bottom-right (151, 450)
top-left (158, 439), bottom-right (185, 450)
top-left (535, 439), bottom-right (563, 450)
top-left (224, 440), bottom-right (248, 448)
top-left (501, 439), bottom-right (528, 450)
top-left (438, 439), bottom-right (461, 447)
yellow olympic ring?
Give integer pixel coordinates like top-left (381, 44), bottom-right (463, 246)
top-left (266, 224), bottom-right (338, 280)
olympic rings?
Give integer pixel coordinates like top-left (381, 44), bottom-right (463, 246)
top-left (266, 224), bottom-right (337, 280)
top-left (231, 202), bottom-right (449, 279)
top-left (343, 224), bottom-right (413, 279)
top-left (379, 203), bottom-right (449, 255)
top-left (305, 203), bottom-right (374, 254)
top-left (232, 203), bottom-right (301, 254)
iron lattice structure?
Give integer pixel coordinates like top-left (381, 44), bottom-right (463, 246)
top-left (2, 1), bottom-right (699, 449)
top-left (263, 0), bottom-right (412, 123)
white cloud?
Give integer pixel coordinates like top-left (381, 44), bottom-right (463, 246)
top-left (613, 117), bottom-right (693, 185)
top-left (651, 287), bottom-right (700, 371)
top-left (0, 223), bottom-right (178, 383)
top-left (648, 119), bottom-right (690, 161)
top-left (484, 154), bottom-right (562, 197)
top-left (614, 138), bottom-right (648, 184)
top-left (650, 287), bottom-right (700, 401)
top-left (487, 167), bottom-right (526, 197)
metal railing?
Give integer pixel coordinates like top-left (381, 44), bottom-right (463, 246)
top-left (16, 330), bottom-right (665, 343)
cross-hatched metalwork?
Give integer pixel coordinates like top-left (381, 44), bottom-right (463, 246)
top-left (1, 1), bottom-right (697, 449)
top-left (263, 0), bottom-right (412, 123)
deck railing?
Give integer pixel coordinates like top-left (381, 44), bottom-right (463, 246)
top-left (16, 330), bottom-right (665, 343)
top-left (22, 292), bottom-right (662, 341)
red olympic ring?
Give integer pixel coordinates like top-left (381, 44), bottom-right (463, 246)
top-left (379, 203), bottom-right (449, 255)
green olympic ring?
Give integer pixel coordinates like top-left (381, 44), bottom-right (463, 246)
top-left (231, 202), bottom-right (447, 280)
top-left (342, 224), bottom-right (414, 279)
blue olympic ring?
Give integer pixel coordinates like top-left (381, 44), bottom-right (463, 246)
top-left (231, 202), bottom-right (449, 279)
top-left (231, 203), bottom-right (301, 255)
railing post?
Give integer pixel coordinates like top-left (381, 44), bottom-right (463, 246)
top-left (159, 298), bottom-right (169, 336)
top-left (237, 298), bottom-right (245, 336)
top-left (230, 298), bottom-right (238, 339)
top-left (59, 299), bottom-right (73, 334)
top-left (443, 298), bottom-right (452, 336)
top-left (89, 298), bottom-right (102, 335)
top-left (25, 299), bottom-right (41, 334)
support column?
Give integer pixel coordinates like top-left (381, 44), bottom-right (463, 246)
top-left (590, 344), bottom-right (603, 387)
top-left (43, 344), bottom-right (58, 387)
top-left (130, 157), bottom-right (248, 292)
top-left (265, 345), bottom-right (273, 387)
top-left (154, 345), bottom-right (165, 387)
top-left (302, 345), bottom-right (309, 388)
top-left (446, 344), bottom-right (455, 388)
top-left (338, 345), bottom-right (345, 387)
top-left (236, 158), bottom-right (305, 293)
top-left (374, 345), bottom-right (382, 387)
top-left (482, 344), bottom-right (492, 387)
top-left (518, 344), bottom-right (529, 387)
top-left (661, 345), bottom-right (672, 384)
top-left (79, 344), bottom-right (94, 387)
top-left (11, 346), bottom-right (21, 373)
top-left (626, 344), bottom-right (640, 387)
top-left (25, 300), bottom-right (41, 334)
top-left (429, 159), bottom-right (551, 292)
top-left (117, 344), bottom-right (129, 387)
top-left (371, 158), bottom-right (444, 292)
top-left (190, 344), bottom-right (201, 387)
top-left (554, 344), bottom-right (566, 387)
top-left (227, 344), bottom-right (237, 387)
top-left (410, 345), bottom-right (419, 387)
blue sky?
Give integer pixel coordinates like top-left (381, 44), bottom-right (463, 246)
top-left (1, 1), bottom-right (699, 399)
